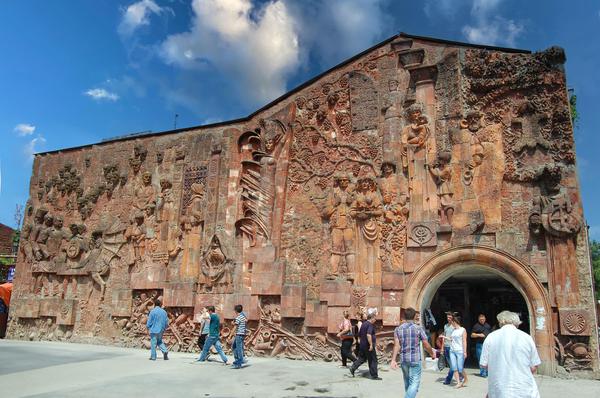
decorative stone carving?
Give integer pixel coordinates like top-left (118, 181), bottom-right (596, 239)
top-left (559, 309), bottom-right (591, 336)
top-left (352, 176), bottom-right (382, 286)
top-left (428, 151), bottom-right (454, 227)
top-left (198, 234), bottom-right (234, 293)
top-left (324, 173), bottom-right (356, 280)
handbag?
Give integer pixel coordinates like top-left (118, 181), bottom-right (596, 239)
top-left (437, 351), bottom-right (447, 371)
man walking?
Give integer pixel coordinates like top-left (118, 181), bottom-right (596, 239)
top-left (232, 304), bottom-right (247, 369)
top-left (442, 311), bottom-right (455, 384)
top-left (146, 298), bottom-right (169, 361)
top-left (480, 310), bottom-right (541, 398)
top-left (391, 307), bottom-right (436, 398)
top-left (349, 312), bottom-right (380, 380)
top-left (471, 313), bottom-right (492, 377)
top-left (197, 306), bottom-right (229, 365)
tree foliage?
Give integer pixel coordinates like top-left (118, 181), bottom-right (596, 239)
top-left (591, 240), bottom-right (600, 300)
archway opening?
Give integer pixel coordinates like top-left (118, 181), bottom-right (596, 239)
top-left (425, 267), bottom-right (530, 367)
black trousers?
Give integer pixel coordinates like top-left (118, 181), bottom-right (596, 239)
top-left (197, 333), bottom-right (207, 350)
top-left (350, 348), bottom-right (378, 378)
top-left (340, 338), bottom-right (357, 366)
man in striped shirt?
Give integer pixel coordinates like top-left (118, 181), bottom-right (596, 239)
top-left (391, 308), bottom-right (436, 398)
top-left (232, 304), bottom-right (247, 369)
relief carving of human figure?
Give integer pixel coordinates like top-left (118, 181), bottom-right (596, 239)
top-left (428, 151), bottom-right (454, 227)
top-left (324, 173), bottom-right (356, 281)
top-left (352, 176), bottom-right (383, 285)
top-left (199, 234), bottom-right (233, 293)
top-left (134, 171), bottom-right (156, 210)
top-left (401, 103), bottom-right (437, 220)
top-left (124, 211), bottom-right (147, 266)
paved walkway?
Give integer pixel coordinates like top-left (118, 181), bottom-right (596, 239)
top-left (0, 339), bottom-right (598, 397)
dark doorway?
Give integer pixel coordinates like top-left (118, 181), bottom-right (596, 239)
top-left (427, 268), bottom-right (530, 367)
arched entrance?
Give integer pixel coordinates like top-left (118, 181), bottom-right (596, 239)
top-left (402, 245), bottom-right (555, 375)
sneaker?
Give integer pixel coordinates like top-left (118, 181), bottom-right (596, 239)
top-left (163, 352), bottom-right (169, 361)
top-left (370, 376), bottom-right (382, 381)
top-left (349, 368), bottom-right (355, 377)
top-left (149, 358), bottom-right (156, 361)
top-left (231, 365), bottom-right (242, 369)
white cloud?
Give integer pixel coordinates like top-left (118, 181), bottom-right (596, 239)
top-left (118, 0), bottom-right (167, 36)
top-left (14, 123), bottom-right (36, 136)
top-left (287, 0), bottom-right (390, 67)
top-left (158, 0), bottom-right (390, 108)
top-left (160, 0), bottom-right (300, 105)
top-left (24, 136), bottom-right (46, 160)
top-left (84, 88), bottom-right (120, 101)
top-left (461, 0), bottom-right (524, 46)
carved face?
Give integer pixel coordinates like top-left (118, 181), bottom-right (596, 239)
top-left (338, 177), bottom-right (349, 190)
top-left (156, 153), bottom-right (163, 163)
top-left (388, 80), bottom-right (399, 92)
top-left (54, 217), bottom-right (63, 229)
top-left (144, 205), bottom-right (155, 217)
top-left (382, 191), bottom-right (393, 204)
top-left (382, 163), bottom-right (394, 177)
top-left (360, 179), bottom-right (372, 191)
top-left (265, 139), bottom-right (275, 152)
top-left (211, 237), bottom-right (220, 248)
top-left (44, 214), bottom-right (54, 227)
top-left (467, 114), bottom-right (481, 132)
top-left (69, 224), bottom-right (79, 236)
top-left (142, 172), bottom-right (152, 186)
top-left (409, 110), bottom-right (421, 123)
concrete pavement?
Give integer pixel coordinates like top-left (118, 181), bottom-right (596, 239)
top-left (0, 339), bottom-right (598, 397)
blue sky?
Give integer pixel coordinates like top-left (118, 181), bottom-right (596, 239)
top-left (1, 0), bottom-right (599, 238)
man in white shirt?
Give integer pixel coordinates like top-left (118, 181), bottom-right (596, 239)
top-left (480, 310), bottom-right (541, 398)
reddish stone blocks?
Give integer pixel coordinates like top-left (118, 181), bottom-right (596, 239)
top-left (320, 279), bottom-right (351, 307)
top-left (281, 284), bottom-right (306, 318)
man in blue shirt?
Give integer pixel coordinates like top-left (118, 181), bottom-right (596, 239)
top-left (146, 299), bottom-right (169, 360)
top-left (197, 306), bottom-right (229, 364)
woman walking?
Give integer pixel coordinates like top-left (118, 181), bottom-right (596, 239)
top-left (337, 310), bottom-right (356, 367)
top-left (197, 307), bottom-right (210, 353)
top-left (446, 315), bottom-right (468, 388)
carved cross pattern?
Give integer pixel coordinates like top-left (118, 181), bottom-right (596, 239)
top-left (512, 113), bottom-right (550, 154)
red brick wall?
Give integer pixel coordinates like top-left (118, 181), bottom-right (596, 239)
top-left (0, 223), bottom-right (14, 255)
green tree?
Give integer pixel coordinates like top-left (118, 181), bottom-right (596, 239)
top-left (591, 240), bottom-right (600, 300)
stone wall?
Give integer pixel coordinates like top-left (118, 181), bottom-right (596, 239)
top-left (8, 34), bottom-right (598, 374)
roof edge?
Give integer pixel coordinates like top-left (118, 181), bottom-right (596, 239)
top-left (399, 32), bottom-right (531, 54)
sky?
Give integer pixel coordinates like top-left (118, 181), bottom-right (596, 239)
top-left (1, 0), bottom-right (599, 238)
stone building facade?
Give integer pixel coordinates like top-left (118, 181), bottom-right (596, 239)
top-left (8, 34), bottom-right (598, 375)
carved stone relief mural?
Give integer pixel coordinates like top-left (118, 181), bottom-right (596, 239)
top-left (9, 34), bottom-right (597, 373)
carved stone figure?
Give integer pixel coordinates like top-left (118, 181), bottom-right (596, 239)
top-left (352, 176), bottom-right (382, 286)
top-left (134, 172), bottom-right (156, 211)
top-left (198, 234), bottom-right (233, 293)
top-left (124, 211), bottom-right (147, 265)
top-left (458, 111), bottom-right (485, 186)
top-left (324, 173), bottom-right (356, 280)
top-left (401, 103), bottom-right (437, 222)
top-left (80, 219), bottom-right (126, 301)
top-left (428, 151), bottom-right (454, 227)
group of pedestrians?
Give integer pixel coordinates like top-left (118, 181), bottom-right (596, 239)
top-left (145, 300), bottom-right (248, 369)
top-left (339, 308), bottom-right (541, 398)
top-left (147, 301), bottom-right (541, 397)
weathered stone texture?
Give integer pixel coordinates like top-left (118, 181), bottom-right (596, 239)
top-left (8, 34), bottom-right (598, 374)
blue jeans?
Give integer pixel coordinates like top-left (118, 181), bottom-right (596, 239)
top-left (150, 333), bottom-right (168, 359)
top-left (444, 346), bottom-right (453, 383)
top-left (449, 350), bottom-right (465, 372)
top-left (400, 362), bottom-right (422, 398)
top-left (198, 336), bottom-right (228, 363)
top-left (475, 342), bottom-right (487, 376)
top-left (232, 335), bottom-right (245, 367)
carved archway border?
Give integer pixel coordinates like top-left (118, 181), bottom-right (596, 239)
top-left (401, 245), bottom-right (556, 375)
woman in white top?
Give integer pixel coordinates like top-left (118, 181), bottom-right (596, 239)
top-left (444, 315), bottom-right (468, 388)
